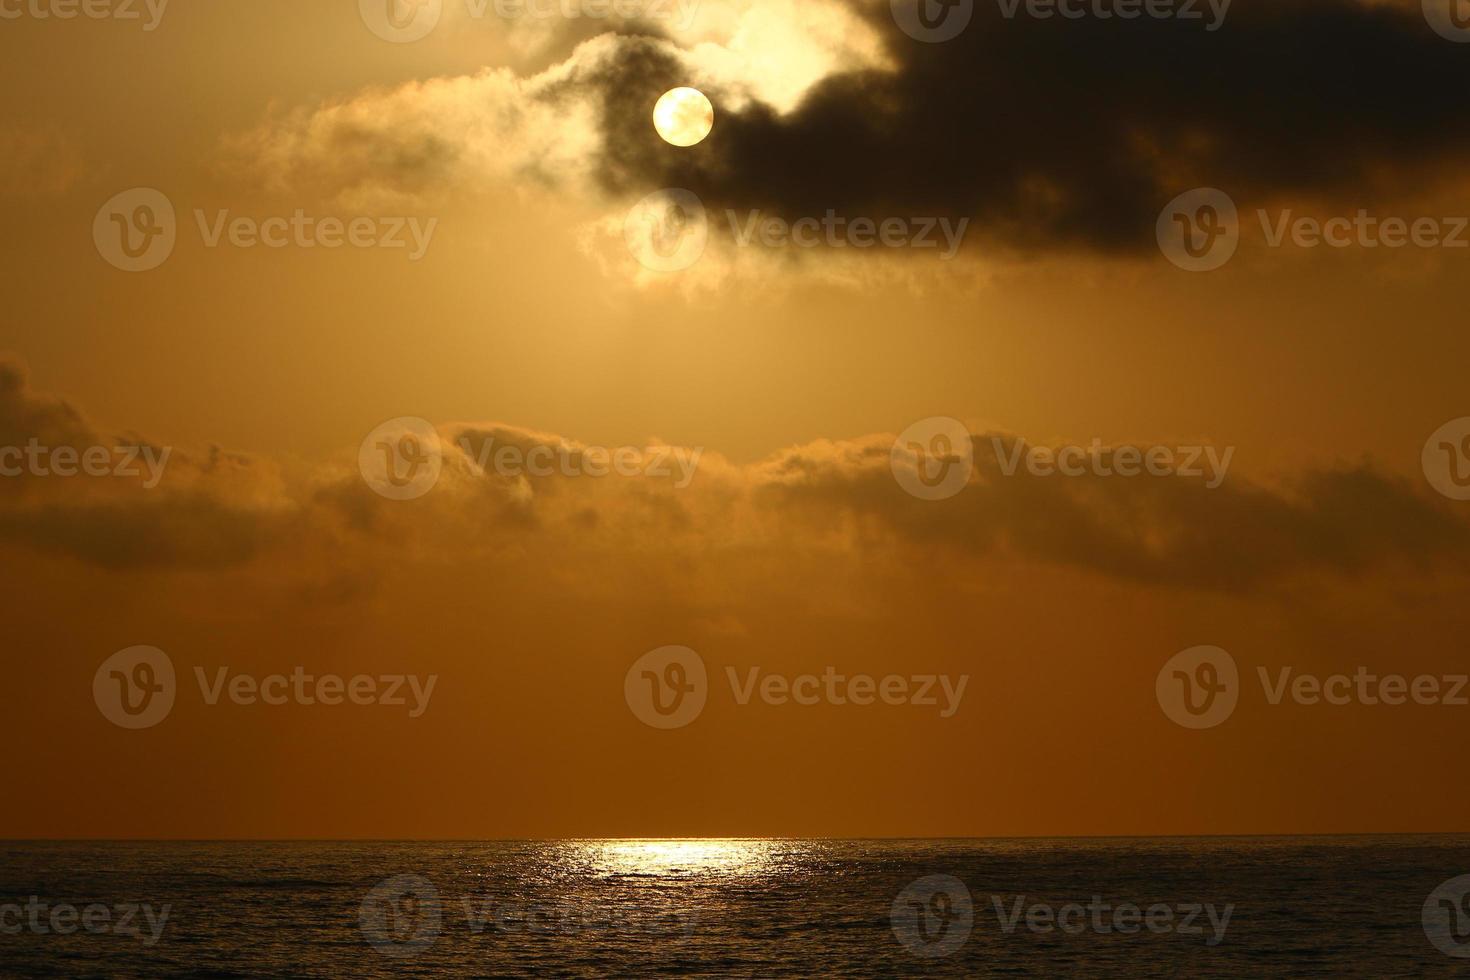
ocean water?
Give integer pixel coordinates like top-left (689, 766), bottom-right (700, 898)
top-left (3, 836), bottom-right (1470, 977)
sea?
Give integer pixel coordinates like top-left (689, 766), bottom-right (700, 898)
top-left (3, 836), bottom-right (1470, 977)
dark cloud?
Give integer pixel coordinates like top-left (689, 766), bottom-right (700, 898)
top-left (0, 358), bottom-right (89, 447)
top-left (759, 433), bottom-right (1470, 592)
top-left (596, 0), bottom-right (1470, 253)
top-left (0, 357), bottom-right (288, 570)
top-left (3, 356), bottom-right (1464, 587)
top-left (0, 497), bottom-right (276, 571)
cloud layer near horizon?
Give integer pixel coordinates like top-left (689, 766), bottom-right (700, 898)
top-left (1, 356), bottom-right (1463, 595)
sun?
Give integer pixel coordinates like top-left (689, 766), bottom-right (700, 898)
top-left (653, 87), bottom-right (715, 147)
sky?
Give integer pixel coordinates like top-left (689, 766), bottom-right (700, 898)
top-left (2, 0), bottom-right (1470, 838)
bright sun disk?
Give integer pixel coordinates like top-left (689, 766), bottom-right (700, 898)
top-left (653, 87), bottom-right (715, 147)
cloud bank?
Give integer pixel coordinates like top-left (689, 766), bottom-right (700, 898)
top-left (226, 0), bottom-right (1470, 257)
top-left (1, 357), bottom-right (1463, 594)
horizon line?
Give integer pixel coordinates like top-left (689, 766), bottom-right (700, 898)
top-left (5, 831), bottom-right (1469, 844)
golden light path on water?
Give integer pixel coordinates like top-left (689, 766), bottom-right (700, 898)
top-left (572, 839), bottom-right (782, 878)
top-left (462, 840), bottom-right (794, 939)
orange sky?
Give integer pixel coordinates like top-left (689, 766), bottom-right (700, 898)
top-left (3, 0), bottom-right (1470, 838)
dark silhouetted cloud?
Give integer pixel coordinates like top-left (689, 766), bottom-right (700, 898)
top-left (597, 0), bottom-right (1470, 253)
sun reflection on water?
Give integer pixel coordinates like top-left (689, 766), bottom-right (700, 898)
top-left (573, 839), bottom-right (782, 879)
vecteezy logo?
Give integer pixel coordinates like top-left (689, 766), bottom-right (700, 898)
top-left (359, 0), bottom-right (442, 42)
top-left (1425, 0), bottom-right (1470, 41)
top-left (1156, 646), bottom-right (1239, 729)
top-left (1423, 418), bottom-right (1470, 501)
top-left (891, 874), bottom-right (974, 958)
top-left (624, 189), bottom-right (708, 273)
top-left (93, 189), bottom-right (176, 273)
top-left (359, 417), bottom-right (444, 501)
top-left (360, 875), bottom-right (443, 959)
top-left (1157, 188), bottom-right (1240, 272)
top-left (891, 0), bottom-right (974, 42)
top-left (93, 646), bottom-right (176, 730)
top-left (1424, 875), bottom-right (1470, 957)
top-left (891, 417), bottom-right (975, 501)
top-left (624, 646), bottom-right (708, 729)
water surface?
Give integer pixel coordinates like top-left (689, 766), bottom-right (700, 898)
top-left (2, 836), bottom-right (1468, 976)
